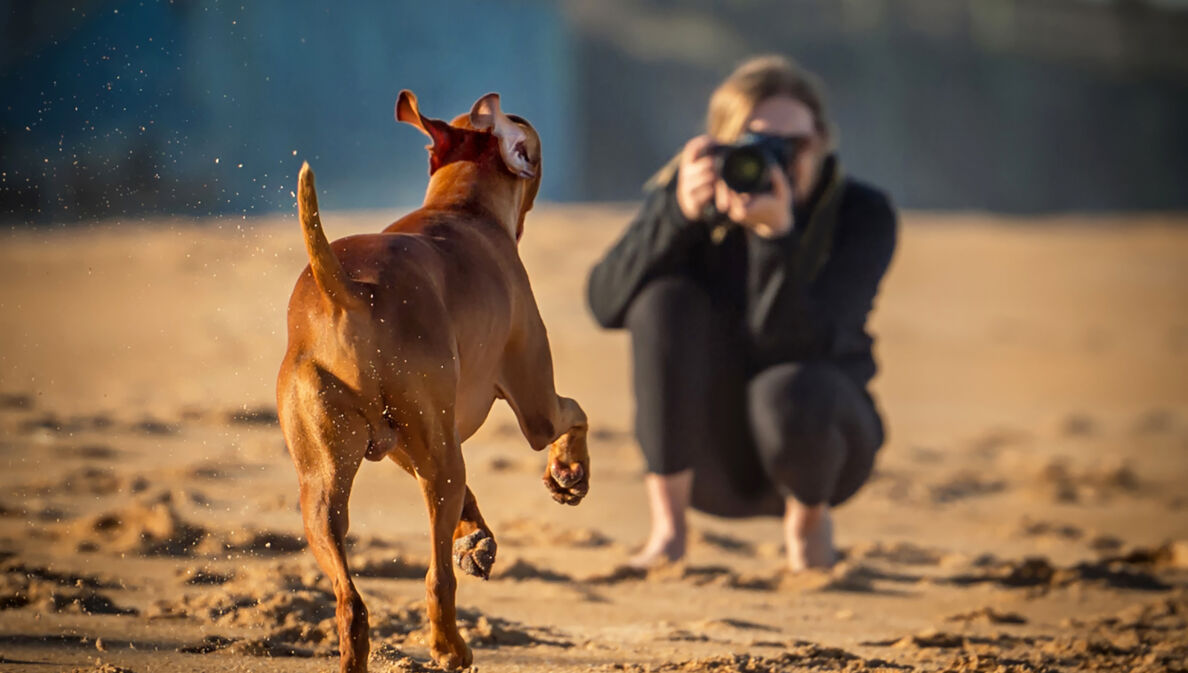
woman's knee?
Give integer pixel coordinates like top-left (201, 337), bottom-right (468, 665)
top-left (747, 363), bottom-right (881, 505)
top-left (748, 363), bottom-right (847, 445)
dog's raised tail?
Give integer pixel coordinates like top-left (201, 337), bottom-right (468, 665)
top-left (298, 162), bottom-right (358, 307)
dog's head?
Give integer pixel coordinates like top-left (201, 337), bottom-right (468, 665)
top-left (396, 90), bottom-right (541, 239)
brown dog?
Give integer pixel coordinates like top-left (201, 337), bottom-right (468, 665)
top-left (276, 90), bottom-right (590, 672)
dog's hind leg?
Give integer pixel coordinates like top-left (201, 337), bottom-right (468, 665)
top-left (404, 411), bottom-right (473, 669)
top-left (281, 393), bottom-right (371, 673)
top-left (299, 468), bottom-right (369, 673)
top-left (388, 453), bottom-right (495, 580)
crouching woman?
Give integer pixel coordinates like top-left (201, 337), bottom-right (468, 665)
top-left (587, 55), bottom-right (897, 571)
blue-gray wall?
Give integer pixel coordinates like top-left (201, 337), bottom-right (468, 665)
top-left (2, 0), bottom-right (1187, 222)
top-left (0, 0), bottom-right (575, 220)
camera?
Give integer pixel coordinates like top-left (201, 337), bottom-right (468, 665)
top-left (710, 132), bottom-right (804, 194)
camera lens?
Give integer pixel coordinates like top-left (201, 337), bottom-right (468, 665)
top-left (720, 145), bottom-right (770, 194)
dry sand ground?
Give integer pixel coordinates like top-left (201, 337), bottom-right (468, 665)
top-left (0, 205), bottom-right (1186, 672)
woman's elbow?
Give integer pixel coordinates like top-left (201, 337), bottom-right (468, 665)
top-left (585, 270), bottom-right (625, 330)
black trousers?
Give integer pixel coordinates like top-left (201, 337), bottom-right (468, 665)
top-left (625, 276), bottom-right (884, 518)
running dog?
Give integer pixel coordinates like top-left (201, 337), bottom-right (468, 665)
top-left (276, 90), bottom-right (590, 671)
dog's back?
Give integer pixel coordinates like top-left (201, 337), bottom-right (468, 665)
top-left (280, 194), bottom-right (529, 448)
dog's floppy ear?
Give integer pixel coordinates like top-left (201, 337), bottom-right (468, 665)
top-left (468, 93), bottom-right (536, 179)
top-left (396, 90), bottom-right (462, 174)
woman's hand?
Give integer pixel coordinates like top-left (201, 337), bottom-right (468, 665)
top-left (675, 135), bottom-right (718, 222)
top-left (714, 163), bottom-right (794, 239)
top-left (677, 134), bottom-right (795, 239)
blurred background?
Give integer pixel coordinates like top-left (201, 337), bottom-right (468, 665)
top-left (2, 0), bottom-right (1187, 223)
top-left (1, 5), bottom-right (1187, 671)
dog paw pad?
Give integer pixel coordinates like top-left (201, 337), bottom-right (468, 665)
top-left (453, 529), bottom-right (497, 579)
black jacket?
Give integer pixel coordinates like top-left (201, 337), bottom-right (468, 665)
top-left (586, 157), bottom-right (897, 388)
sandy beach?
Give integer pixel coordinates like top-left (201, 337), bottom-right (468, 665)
top-left (0, 205), bottom-right (1186, 672)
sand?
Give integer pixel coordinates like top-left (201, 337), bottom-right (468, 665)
top-left (0, 206), bottom-right (1186, 672)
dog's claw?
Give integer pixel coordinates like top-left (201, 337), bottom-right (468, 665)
top-left (453, 529), bottom-right (497, 579)
top-left (544, 459), bottom-right (589, 506)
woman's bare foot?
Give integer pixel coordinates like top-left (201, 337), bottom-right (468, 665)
top-left (785, 499), bottom-right (836, 572)
top-left (627, 530), bottom-right (685, 569)
top-left (627, 470), bottom-right (693, 569)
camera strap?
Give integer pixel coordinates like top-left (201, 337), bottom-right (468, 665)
top-left (698, 154), bottom-right (843, 284)
top-left (791, 156), bottom-right (844, 286)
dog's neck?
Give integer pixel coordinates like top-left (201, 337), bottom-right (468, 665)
top-left (422, 163), bottom-right (525, 242)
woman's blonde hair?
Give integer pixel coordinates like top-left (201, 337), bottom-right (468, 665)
top-left (648, 54), bottom-right (832, 189)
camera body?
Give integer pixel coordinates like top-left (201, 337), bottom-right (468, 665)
top-left (710, 132), bottom-right (803, 195)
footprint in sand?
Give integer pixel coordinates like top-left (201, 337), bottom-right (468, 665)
top-left (169, 567), bottom-right (572, 659)
top-left (1028, 457), bottom-right (1144, 504)
top-left (61, 443), bottom-right (121, 460)
top-left (51, 490), bottom-right (305, 558)
top-left (177, 567), bottom-right (233, 585)
top-left (611, 644), bottom-right (902, 673)
top-left (870, 594), bottom-right (1188, 672)
top-left (851, 540), bottom-right (946, 566)
top-left (129, 417), bottom-right (178, 436)
top-left (224, 404), bottom-right (279, 426)
top-left (18, 412), bottom-right (115, 435)
top-left (691, 529), bottom-right (756, 555)
top-left (927, 470), bottom-right (1007, 504)
top-left (1, 562), bottom-right (135, 616)
top-left (0, 392), bottom-right (34, 411)
top-left (1131, 408), bottom-right (1178, 435)
top-left (350, 550), bottom-right (428, 579)
top-left (496, 517), bottom-right (613, 548)
top-left (17, 466), bottom-right (149, 498)
top-left (492, 557), bottom-right (574, 583)
top-left (1008, 516), bottom-right (1084, 541)
top-left (945, 606), bottom-right (1027, 624)
top-left (66, 664), bottom-right (137, 673)
top-left (1060, 412), bottom-right (1099, 437)
top-left (969, 426), bottom-right (1030, 459)
top-left (944, 553), bottom-right (1175, 591)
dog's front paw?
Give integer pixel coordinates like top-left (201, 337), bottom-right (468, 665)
top-left (453, 529), bottom-right (497, 579)
top-left (543, 457), bottom-right (588, 505)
